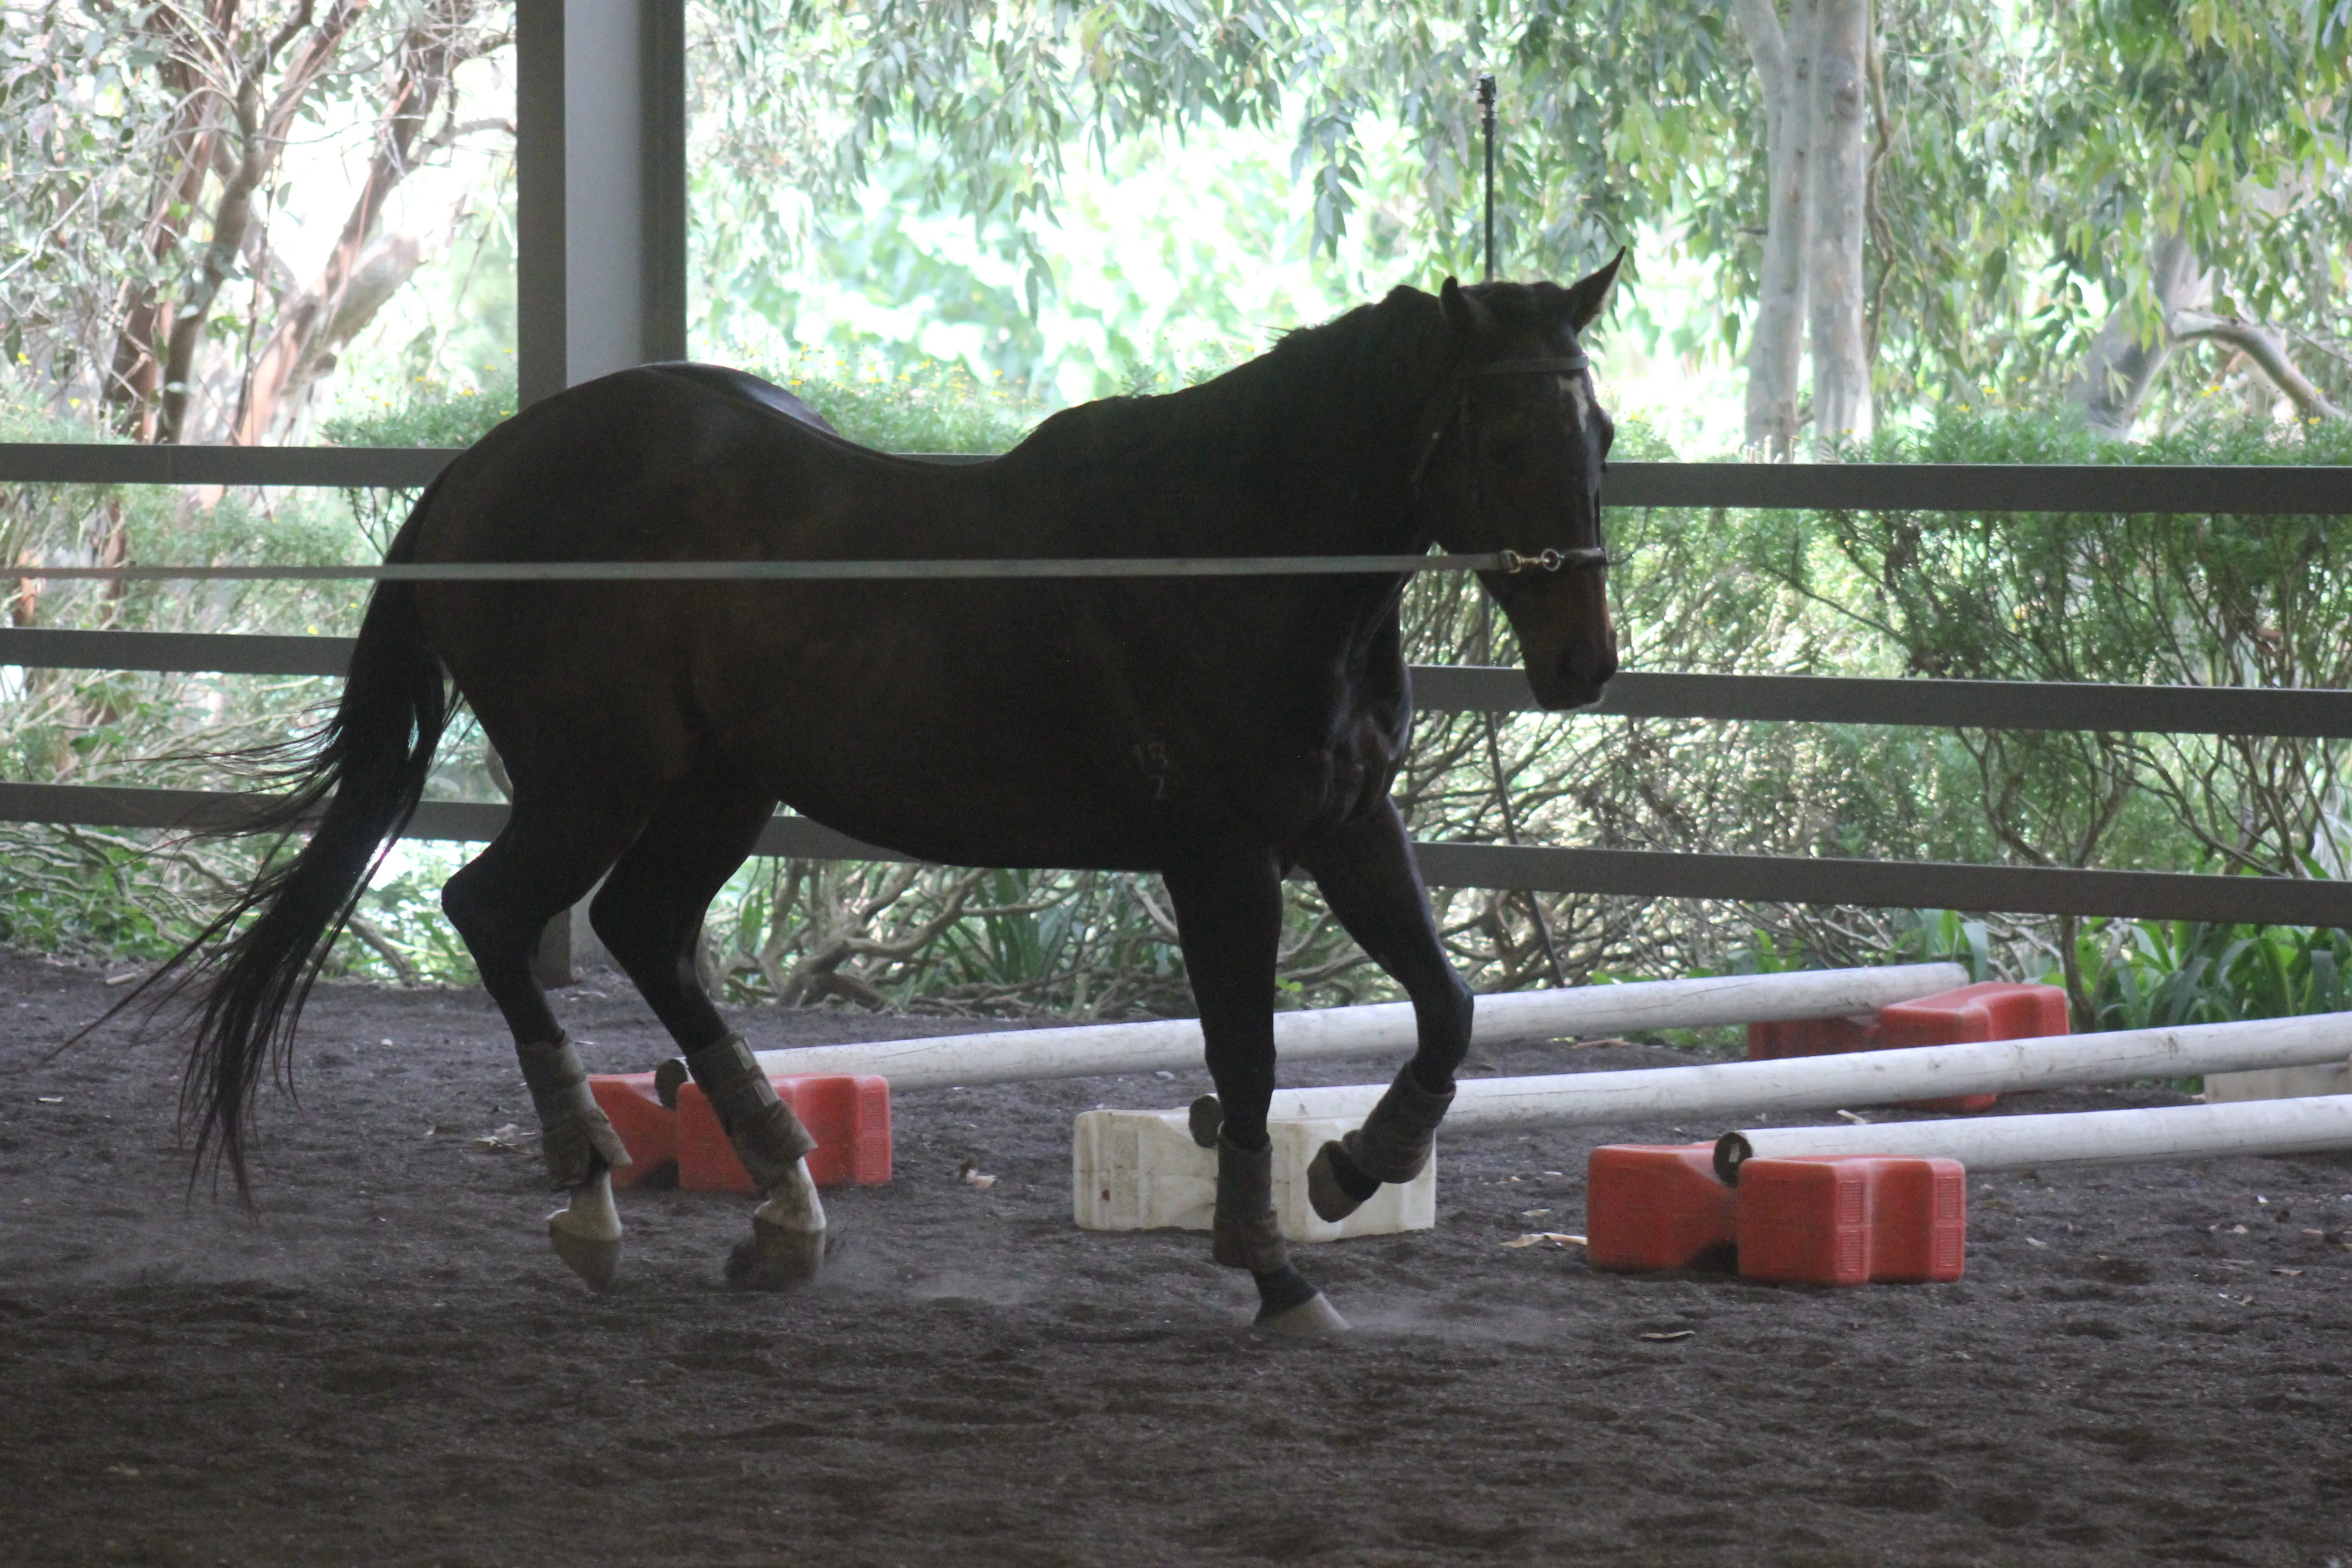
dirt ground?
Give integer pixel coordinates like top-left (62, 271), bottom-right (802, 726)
top-left (1, 952), bottom-right (2348, 1567)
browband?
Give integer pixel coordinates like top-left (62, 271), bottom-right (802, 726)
top-left (1458, 352), bottom-right (1591, 378)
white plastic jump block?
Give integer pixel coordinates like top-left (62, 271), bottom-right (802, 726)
top-left (1072, 1110), bottom-right (1436, 1242)
top-left (2205, 1060), bottom-right (2352, 1103)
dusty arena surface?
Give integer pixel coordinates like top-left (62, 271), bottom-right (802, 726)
top-left (1, 953), bottom-right (2348, 1566)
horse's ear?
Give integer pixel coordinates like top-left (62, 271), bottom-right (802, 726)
top-left (1439, 275), bottom-right (1483, 338)
top-left (1561, 248), bottom-right (1627, 332)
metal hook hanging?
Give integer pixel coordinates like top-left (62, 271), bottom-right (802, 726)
top-left (1477, 74), bottom-right (1497, 284)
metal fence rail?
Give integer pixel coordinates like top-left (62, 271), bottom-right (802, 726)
top-left (11, 628), bottom-right (2352, 738)
top-left (4, 451), bottom-right (2349, 924)
top-left (5, 443), bottom-right (2351, 513)
top-left (4, 780), bottom-right (2335, 926)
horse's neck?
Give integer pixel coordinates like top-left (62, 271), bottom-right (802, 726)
top-left (1232, 334), bottom-right (1445, 558)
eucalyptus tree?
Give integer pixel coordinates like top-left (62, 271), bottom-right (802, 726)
top-left (0, 0), bottom-right (511, 445)
top-left (700, 0), bottom-right (2350, 442)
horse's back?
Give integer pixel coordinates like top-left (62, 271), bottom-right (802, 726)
top-left (404, 361), bottom-right (1410, 867)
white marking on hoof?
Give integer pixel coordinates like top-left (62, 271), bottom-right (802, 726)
top-left (1255, 1291), bottom-right (1352, 1335)
top-left (752, 1157), bottom-right (827, 1233)
top-left (547, 1169), bottom-right (623, 1292)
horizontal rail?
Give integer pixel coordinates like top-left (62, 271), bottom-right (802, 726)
top-left (4, 782), bottom-right (2339, 925)
top-left (1410, 842), bottom-right (2351, 925)
top-left (6, 550), bottom-right (1572, 584)
top-left (1716, 1095), bottom-right (2352, 1175)
top-left (1260, 1014), bottom-right (2352, 1127)
top-left (1414, 665), bottom-right (2352, 737)
top-left (750, 964), bottom-right (1973, 1088)
top-left (0, 443), bottom-right (455, 488)
top-left (3, 443), bottom-right (2349, 513)
top-left (10, 631), bottom-right (2350, 738)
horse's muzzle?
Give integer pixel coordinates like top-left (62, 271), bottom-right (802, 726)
top-left (1529, 640), bottom-right (1619, 712)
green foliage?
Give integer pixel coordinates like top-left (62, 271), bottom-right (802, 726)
top-left (2071, 919), bottom-right (2352, 1031)
top-left (320, 370), bottom-right (520, 451)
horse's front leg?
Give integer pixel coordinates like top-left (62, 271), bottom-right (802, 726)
top-left (1296, 798), bottom-right (1474, 1222)
top-left (1161, 843), bottom-right (1349, 1333)
top-left (681, 1033), bottom-right (830, 1288)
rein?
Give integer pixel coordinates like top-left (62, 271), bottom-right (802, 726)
top-left (1408, 348), bottom-right (1607, 575)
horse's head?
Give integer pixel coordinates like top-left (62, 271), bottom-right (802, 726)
top-left (1417, 255), bottom-right (1622, 711)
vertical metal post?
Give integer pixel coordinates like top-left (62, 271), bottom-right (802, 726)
top-left (639, 0), bottom-right (689, 363)
top-left (1477, 74), bottom-right (1497, 284)
top-left (515, 0), bottom-right (568, 409)
top-left (516, 0), bottom-right (687, 404)
top-left (515, 0), bottom-right (689, 982)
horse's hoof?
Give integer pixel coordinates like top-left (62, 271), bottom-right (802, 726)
top-left (1255, 1290), bottom-right (1351, 1334)
top-left (549, 1220), bottom-right (623, 1293)
top-left (548, 1170), bottom-right (624, 1292)
top-left (726, 1217), bottom-right (830, 1291)
top-left (1307, 1140), bottom-right (1368, 1223)
top-left (1187, 1094), bottom-right (1223, 1149)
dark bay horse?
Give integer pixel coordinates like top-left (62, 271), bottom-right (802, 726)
top-left (179, 263), bottom-right (1620, 1329)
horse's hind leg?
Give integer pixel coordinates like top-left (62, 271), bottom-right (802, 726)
top-left (1161, 841), bottom-right (1348, 1333)
top-left (1294, 799), bottom-right (1473, 1223)
top-left (584, 750), bottom-right (825, 1288)
top-left (442, 798), bottom-right (644, 1290)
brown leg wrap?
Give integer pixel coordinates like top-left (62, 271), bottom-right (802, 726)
top-left (684, 1033), bottom-right (817, 1191)
top-left (1339, 1062), bottom-right (1454, 1183)
top-left (1212, 1134), bottom-right (1290, 1274)
top-left (517, 1035), bottom-right (630, 1190)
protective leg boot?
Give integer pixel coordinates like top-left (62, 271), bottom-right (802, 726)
top-left (518, 1036), bottom-right (630, 1291)
top-left (1213, 1137), bottom-right (1347, 1333)
top-left (684, 1033), bottom-right (818, 1193)
top-left (1308, 1062), bottom-right (1453, 1222)
top-left (518, 1035), bottom-right (631, 1190)
top-left (1212, 1134), bottom-right (1289, 1274)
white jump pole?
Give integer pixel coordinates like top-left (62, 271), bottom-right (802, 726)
top-left (1254, 1013), bottom-right (2352, 1128)
top-left (1715, 1094), bottom-right (2352, 1177)
top-left (749, 962), bottom-right (1967, 1091)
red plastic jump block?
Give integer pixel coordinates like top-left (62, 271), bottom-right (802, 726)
top-left (1880, 980), bottom-right (2070, 1113)
top-left (676, 1074), bottom-right (893, 1192)
top-left (1585, 1144), bottom-right (1739, 1272)
top-left (588, 1073), bottom-right (677, 1191)
top-left (1734, 1156), bottom-right (1967, 1285)
top-left (1744, 981), bottom-right (2070, 1113)
top-left (1746, 1012), bottom-right (1881, 1062)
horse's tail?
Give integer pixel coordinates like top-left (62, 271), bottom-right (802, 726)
top-left (176, 490), bottom-right (452, 1198)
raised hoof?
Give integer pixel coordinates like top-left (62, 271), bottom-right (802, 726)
top-left (549, 1220), bottom-right (622, 1293)
top-left (1254, 1290), bottom-right (1351, 1334)
top-left (1306, 1139), bottom-right (1373, 1223)
top-left (1187, 1094), bottom-right (1223, 1150)
top-left (725, 1218), bottom-right (831, 1292)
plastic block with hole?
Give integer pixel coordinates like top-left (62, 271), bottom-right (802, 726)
top-left (1747, 1013), bottom-right (1880, 1062)
top-left (1071, 1111), bottom-right (1434, 1242)
top-left (1584, 1144), bottom-right (1739, 1272)
top-left (1735, 1156), bottom-right (1967, 1285)
top-left (588, 1073), bottom-right (676, 1190)
top-left (1879, 981), bottom-right (2071, 1113)
top-left (676, 1075), bottom-right (892, 1191)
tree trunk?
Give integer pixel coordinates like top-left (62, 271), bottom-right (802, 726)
top-left (1733, 0), bottom-right (1816, 460)
top-left (1806, 0), bottom-right (1872, 452)
top-left (2066, 233), bottom-right (2207, 437)
top-left (230, 0), bottom-right (493, 443)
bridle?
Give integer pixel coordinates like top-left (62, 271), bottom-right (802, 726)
top-left (1409, 348), bottom-right (1608, 576)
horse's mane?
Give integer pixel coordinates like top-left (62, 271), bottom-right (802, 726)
top-left (1002, 285), bottom-right (1449, 482)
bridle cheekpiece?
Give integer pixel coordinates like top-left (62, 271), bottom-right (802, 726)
top-left (1409, 348), bottom-right (1607, 574)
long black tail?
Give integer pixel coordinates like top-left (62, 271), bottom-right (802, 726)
top-left (172, 497), bottom-right (451, 1198)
